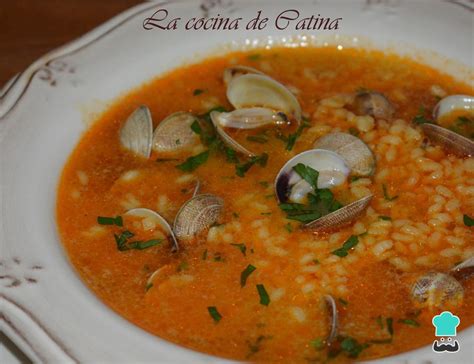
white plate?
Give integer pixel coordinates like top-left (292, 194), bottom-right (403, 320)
top-left (1, 0), bottom-right (473, 362)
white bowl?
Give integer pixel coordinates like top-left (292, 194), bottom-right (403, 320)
top-left (1, 0), bottom-right (472, 362)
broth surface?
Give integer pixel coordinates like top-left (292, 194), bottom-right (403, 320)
top-left (57, 47), bottom-right (473, 363)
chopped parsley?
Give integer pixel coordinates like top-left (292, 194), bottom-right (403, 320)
top-left (282, 119), bottom-right (310, 151)
top-left (338, 298), bottom-right (348, 306)
top-left (348, 127), bottom-right (360, 137)
top-left (464, 214), bottom-right (474, 227)
top-left (293, 163), bottom-right (319, 190)
top-left (177, 262), bottom-right (189, 272)
top-left (176, 150), bottom-right (209, 172)
top-left (207, 306), bottom-right (222, 323)
top-left (190, 120), bottom-right (202, 134)
top-left (156, 158), bottom-right (180, 163)
top-left (193, 89), bottom-right (204, 96)
top-left (248, 54), bottom-right (261, 61)
top-left (256, 284), bottom-right (270, 306)
top-left (279, 164), bottom-right (343, 223)
top-left (310, 338), bottom-right (325, 350)
top-left (398, 318), bottom-right (420, 327)
top-left (231, 243), bottom-right (247, 256)
top-left (236, 153), bottom-right (268, 177)
top-left (284, 223), bottom-right (293, 233)
top-left (332, 235), bottom-right (359, 257)
top-left (246, 134), bottom-right (268, 144)
top-left (382, 184), bottom-right (398, 201)
top-left (113, 231), bottom-right (162, 251)
top-left (379, 215), bottom-right (392, 221)
top-left (246, 335), bottom-right (269, 358)
top-left (261, 212), bottom-right (272, 216)
top-left (145, 283), bottom-right (153, 292)
top-left (330, 336), bottom-right (370, 359)
top-left (412, 106), bottom-right (433, 125)
top-left (240, 264), bottom-right (256, 287)
top-left (371, 316), bottom-right (393, 344)
top-left (225, 147), bottom-right (239, 163)
top-left (97, 215), bottom-right (123, 227)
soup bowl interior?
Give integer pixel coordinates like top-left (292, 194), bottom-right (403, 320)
top-left (0, 0), bottom-right (472, 362)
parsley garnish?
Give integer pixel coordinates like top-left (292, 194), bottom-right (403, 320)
top-left (284, 223), bottom-right (293, 233)
top-left (190, 120), bottom-right (202, 134)
top-left (231, 243), bottom-right (247, 256)
top-left (247, 134), bottom-right (268, 144)
top-left (176, 150), bottom-right (209, 172)
top-left (177, 262), bottom-right (189, 272)
top-left (246, 335), bottom-right (269, 359)
top-left (282, 119), bottom-right (310, 151)
top-left (379, 215), bottom-right (392, 221)
top-left (248, 54), bottom-right (261, 61)
top-left (236, 153), bottom-right (268, 177)
top-left (310, 338), bottom-right (325, 350)
top-left (332, 235), bottom-right (359, 257)
top-left (330, 336), bottom-right (369, 359)
top-left (207, 306), bottom-right (222, 323)
top-left (412, 106), bottom-right (433, 125)
top-left (293, 163), bottom-right (319, 190)
top-left (225, 147), bottom-right (239, 163)
top-left (240, 264), bottom-right (256, 287)
top-left (256, 284), bottom-right (270, 306)
top-left (97, 216), bottom-right (123, 227)
top-left (382, 184), bottom-right (399, 201)
top-left (464, 214), bottom-right (474, 227)
top-left (339, 298), bottom-right (348, 306)
top-left (193, 89), bottom-right (204, 96)
top-left (398, 318), bottom-right (420, 327)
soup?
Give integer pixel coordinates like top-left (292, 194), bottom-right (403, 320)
top-left (57, 47), bottom-right (474, 363)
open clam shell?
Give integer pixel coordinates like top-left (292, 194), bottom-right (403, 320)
top-left (227, 73), bottom-right (302, 122)
top-left (173, 194), bottom-right (224, 240)
top-left (304, 195), bottom-right (373, 232)
top-left (213, 107), bottom-right (288, 130)
top-left (210, 111), bottom-right (256, 157)
top-left (120, 106), bottom-right (153, 158)
top-left (411, 272), bottom-right (464, 309)
top-left (353, 91), bottom-right (394, 120)
top-left (223, 65), bottom-right (264, 85)
top-left (421, 123), bottom-right (474, 157)
top-left (433, 94), bottom-right (474, 120)
top-left (152, 112), bottom-right (200, 154)
top-left (450, 257), bottom-right (474, 281)
top-left (125, 208), bottom-right (179, 252)
top-left (313, 132), bottom-right (375, 176)
top-left (275, 149), bottom-right (350, 204)
top-left (324, 295), bottom-right (339, 345)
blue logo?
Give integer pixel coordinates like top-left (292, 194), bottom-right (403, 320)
top-left (432, 311), bottom-right (460, 353)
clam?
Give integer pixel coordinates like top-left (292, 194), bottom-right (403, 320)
top-left (411, 272), bottom-right (464, 310)
top-left (212, 107), bottom-right (289, 130)
top-left (210, 111), bottom-right (256, 157)
top-left (433, 94), bottom-right (474, 120)
top-left (226, 73), bottom-right (302, 122)
top-left (125, 208), bottom-right (179, 252)
top-left (304, 195), bottom-right (373, 232)
top-left (173, 194), bottom-right (224, 240)
top-left (313, 132), bottom-right (376, 176)
top-left (120, 106), bottom-right (153, 158)
top-left (421, 123), bottom-right (474, 157)
top-left (411, 257), bottom-right (474, 309)
top-left (223, 65), bottom-right (264, 85)
top-left (152, 112), bottom-right (200, 154)
top-left (324, 295), bottom-right (339, 345)
top-left (275, 149), bottom-right (351, 204)
top-left (353, 91), bottom-right (394, 120)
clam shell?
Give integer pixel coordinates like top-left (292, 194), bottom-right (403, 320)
top-left (411, 272), bottom-right (464, 309)
top-left (353, 91), bottom-right (394, 120)
top-left (451, 257), bottom-right (474, 272)
top-left (173, 194), bottom-right (224, 240)
top-left (214, 107), bottom-right (288, 130)
top-left (223, 65), bottom-right (264, 85)
top-left (125, 208), bottom-right (179, 252)
top-left (450, 257), bottom-right (474, 282)
top-left (152, 112), bottom-right (200, 154)
top-left (274, 149), bottom-right (350, 203)
top-left (227, 73), bottom-right (302, 122)
top-left (120, 106), bottom-right (153, 158)
top-left (324, 295), bottom-right (338, 345)
top-left (210, 111), bottom-right (256, 157)
top-left (421, 123), bottom-right (474, 157)
top-left (304, 195), bottom-right (373, 232)
top-left (314, 132), bottom-right (375, 176)
top-left (433, 94), bottom-right (474, 120)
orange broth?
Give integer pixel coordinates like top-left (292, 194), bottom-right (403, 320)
top-left (57, 47), bottom-right (473, 363)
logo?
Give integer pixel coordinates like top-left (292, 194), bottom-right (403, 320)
top-left (432, 311), bottom-right (460, 353)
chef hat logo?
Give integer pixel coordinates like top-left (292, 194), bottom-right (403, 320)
top-left (432, 311), bottom-right (460, 337)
